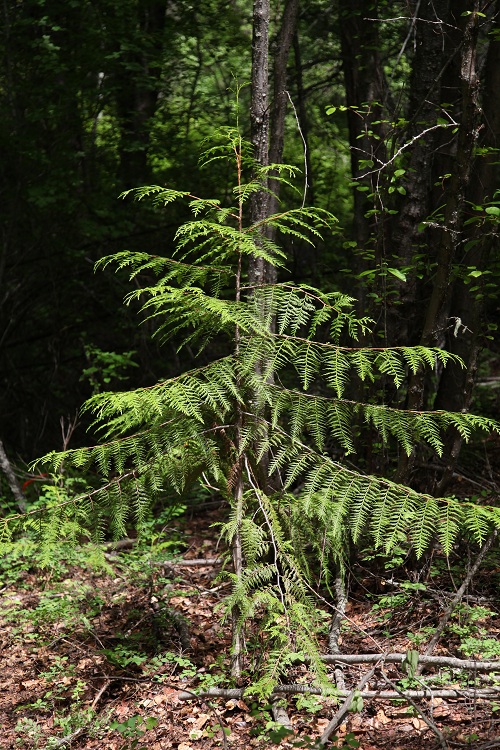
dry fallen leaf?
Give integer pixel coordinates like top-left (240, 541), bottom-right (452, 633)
top-left (315, 718), bottom-right (329, 731)
top-left (376, 708), bottom-right (391, 725)
top-left (193, 713), bottom-right (210, 730)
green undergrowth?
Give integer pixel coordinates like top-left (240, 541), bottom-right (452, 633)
top-left (2, 522), bottom-right (500, 748)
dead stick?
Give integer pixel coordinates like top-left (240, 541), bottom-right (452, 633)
top-left (319, 654), bottom-right (500, 670)
top-left (380, 670), bottom-right (448, 750)
top-left (167, 557), bottom-right (223, 566)
top-left (178, 685), bottom-right (500, 701)
top-left (320, 664), bottom-right (379, 745)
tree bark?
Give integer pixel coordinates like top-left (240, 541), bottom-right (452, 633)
top-left (248, 0), bottom-right (271, 280)
top-left (386, 0), bottom-right (450, 346)
top-left (396, 4), bottom-right (482, 484)
top-left (0, 439), bottom-right (26, 512)
top-left (338, 0), bottom-right (387, 251)
top-left (267, 0), bottom-right (300, 235)
top-left (433, 3), bottom-right (500, 490)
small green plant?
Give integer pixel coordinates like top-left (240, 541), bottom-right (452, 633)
top-left (295, 693), bottom-right (324, 714)
top-left (369, 591), bottom-right (410, 621)
top-left (446, 604), bottom-right (500, 659)
top-left (40, 655), bottom-right (75, 681)
top-left (109, 714), bottom-right (158, 750)
top-left (49, 706), bottom-right (97, 745)
top-left (14, 718), bottom-right (43, 748)
top-left (145, 651), bottom-right (197, 680)
top-left (102, 645), bottom-right (148, 669)
top-left (203, 723), bottom-right (231, 740)
top-left (266, 727), bottom-right (360, 749)
top-left (81, 343), bottom-right (138, 395)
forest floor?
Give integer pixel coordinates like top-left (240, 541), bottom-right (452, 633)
top-left (1, 501), bottom-right (500, 750)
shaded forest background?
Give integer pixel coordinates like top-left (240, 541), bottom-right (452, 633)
top-left (1, 0), bottom-right (499, 488)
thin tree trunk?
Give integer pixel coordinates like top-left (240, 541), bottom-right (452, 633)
top-left (248, 0), bottom-right (271, 294)
top-left (396, 4), bottom-right (482, 485)
top-left (0, 439), bottom-right (26, 512)
top-left (433, 5), bottom-right (500, 490)
top-left (267, 0), bottom-right (300, 242)
top-left (386, 0), bottom-right (450, 346)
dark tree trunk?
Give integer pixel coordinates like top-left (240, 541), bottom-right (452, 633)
top-left (267, 0), bottom-right (300, 220)
top-left (432, 5), bottom-right (500, 491)
top-left (114, 0), bottom-right (167, 188)
top-left (396, 3), bottom-right (483, 485)
top-left (386, 0), bottom-right (450, 346)
top-left (248, 0), bottom-right (271, 292)
top-left (338, 0), bottom-right (387, 251)
top-left (249, 0), bottom-right (300, 283)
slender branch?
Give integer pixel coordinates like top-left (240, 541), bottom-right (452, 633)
top-left (380, 670), bottom-right (448, 750)
top-left (364, 16), bottom-right (458, 29)
top-left (419, 528), bottom-right (499, 669)
top-left (320, 653), bottom-right (500, 670)
top-left (320, 664), bottom-right (379, 745)
top-left (285, 90), bottom-right (308, 208)
top-left (244, 456), bottom-right (287, 614)
top-left (353, 122), bottom-right (455, 179)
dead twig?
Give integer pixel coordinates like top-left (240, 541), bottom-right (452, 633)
top-left (319, 653), bottom-right (500, 671)
top-left (162, 557), bottom-right (223, 567)
top-left (49, 679), bottom-right (111, 747)
top-left (379, 669), bottom-right (448, 750)
top-left (320, 664), bottom-right (379, 745)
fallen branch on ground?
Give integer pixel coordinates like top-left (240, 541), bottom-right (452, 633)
top-left (164, 557), bottom-right (223, 566)
top-left (418, 528), bottom-right (499, 673)
top-left (177, 685), bottom-right (500, 701)
top-left (379, 670), bottom-right (448, 750)
top-left (320, 664), bottom-right (378, 745)
top-left (104, 538), bottom-right (136, 552)
top-left (319, 654), bottom-right (500, 670)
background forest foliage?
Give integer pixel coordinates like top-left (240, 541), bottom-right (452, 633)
top-left (1, 0), bottom-right (499, 467)
top-left (1, 0), bottom-right (500, 703)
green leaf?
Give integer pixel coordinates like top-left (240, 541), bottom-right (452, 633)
top-left (387, 268), bottom-right (406, 282)
top-left (402, 649), bottom-right (419, 678)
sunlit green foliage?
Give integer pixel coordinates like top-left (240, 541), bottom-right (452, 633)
top-left (4, 129), bottom-right (499, 696)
